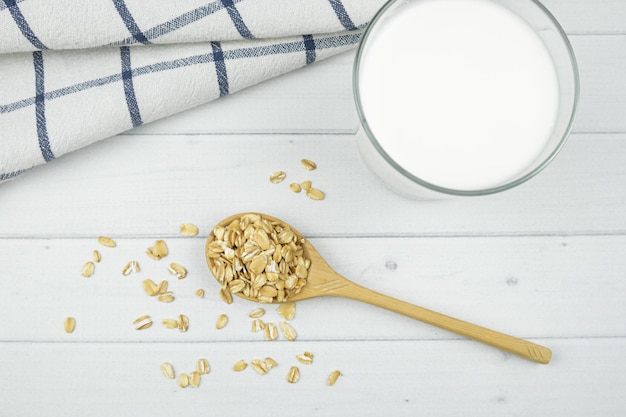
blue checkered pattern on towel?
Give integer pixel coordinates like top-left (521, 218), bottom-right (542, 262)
top-left (0, 0), bottom-right (385, 183)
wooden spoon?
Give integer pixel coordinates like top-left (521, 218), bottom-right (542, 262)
top-left (206, 213), bottom-right (551, 364)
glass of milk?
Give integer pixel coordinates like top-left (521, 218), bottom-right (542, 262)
top-left (354, 0), bottom-right (579, 199)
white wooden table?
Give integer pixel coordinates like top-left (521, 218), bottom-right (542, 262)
top-left (1, 1), bottom-right (625, 415)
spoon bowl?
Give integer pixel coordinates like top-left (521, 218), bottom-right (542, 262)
top-left (206, 212), bottom-right (551, 364)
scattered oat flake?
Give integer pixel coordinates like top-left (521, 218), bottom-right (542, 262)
top-left (168, 262), bottom-right (187, 279)
top-left (269, 171), bottom-right (287, 184)
top-left (142, 279), bottom-right (159, 296)
top-left (289, 183), bottom-right (301, 193)
top-left (161, 362), bottom-right (175, 379)
top-left (233, 360), bottom-right (248, 372)
top-left (251, 359), bottom-right (269, 375)
top-left (156, 280), bottom-right (169, 295)
top-left (81, 261), bottom-right (95, 278)
top-left (189, 371), bottom-right (201, 388)
top-left (276, 302), bottom-right (296, 320)
top-left (146, 239), bottom-right (168, 260)
top-left (97, 236), bottom-right (116, 248)
top-left (155, 239), bottom-right (168, 253)
top-left (300, 180), bottom-right (312, 191)
top-left (287, 366), bottom-right (300, 384)
top-left (251, 318), bottom-right (265, 333)
top-left (92, 250), bottom-right (101, 263)
top-left (195, 288), bottom-right (205, 298)
top-left (178, 373), bottom-right (189, 388)
top-left (296, 351), bottom-right (314, 365)
top-left (122, 260), bottom-right (139, 276)
top-left (306, 188), bottom-right (325, 200)
top-left (264, 322), bottom-right (278, 341)
top-left (301, 159), bottom-right (317, 171)
top-left (64, 317), bottom-right (76, 333)
top-left (162, 318), bottom-right (178, 329)
top-left (216, 314), bottom-right (228, 329)
top-left (133, 315), bottom-right (152, 330)
top-left (328, 370), bottom-right (342, 386)
top-left (177, 314), bottom-right (189, 332)
top-left (197, 358), bottom-right (210, 375)
top-left (180, 223), bottom-right (199, 237)
top-left (279, 321), bottom-right (297, 341)
top-left (265, 357), bottom-right (278, 370)
top-left (157, 292), bottom-right (175, 303)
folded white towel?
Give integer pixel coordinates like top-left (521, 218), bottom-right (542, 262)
top-left (0, 0), bottom-right (385, 182)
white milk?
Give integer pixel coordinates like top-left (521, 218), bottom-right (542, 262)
top-left (356, 0), bottom-right (560, 192)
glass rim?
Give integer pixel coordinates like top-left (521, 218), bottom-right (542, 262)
top-left (353, 0), bottom-right (581, 197)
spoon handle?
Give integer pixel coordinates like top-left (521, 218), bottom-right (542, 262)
top-left (330, 279), bottom-right (552, 364)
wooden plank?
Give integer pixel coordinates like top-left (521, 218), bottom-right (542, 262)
top-left (542, 0), bottom-right (626, 34)
top-left (571, 35), bottom-right (626, 132)
top-left (1, 235), bottom-right (624, 342)
top-left (123, 35), bottom-right (626, 135)
top-left (0, 338), bottom-right (624, 417)
top-left (1, 133), bottom-right (625, 237)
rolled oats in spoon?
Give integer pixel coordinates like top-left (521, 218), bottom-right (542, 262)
top-left (206, 213), bottom-right (309, 304)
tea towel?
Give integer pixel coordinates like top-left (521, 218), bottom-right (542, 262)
top-left (0, 0), bottom-right (386, 183)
